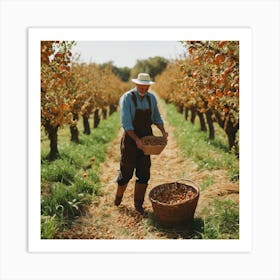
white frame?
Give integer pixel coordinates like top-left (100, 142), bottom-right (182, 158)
top-left (28, 27), bottom-right (252, 253)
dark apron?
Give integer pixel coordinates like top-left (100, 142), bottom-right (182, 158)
top-left (117, 91), bottom-right (153, 185)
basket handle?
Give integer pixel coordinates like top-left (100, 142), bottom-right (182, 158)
top-left (175, 178), bottom-right (200, 193)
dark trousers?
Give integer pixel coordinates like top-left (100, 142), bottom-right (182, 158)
top-left (117, 135), bottom-right (151, 186)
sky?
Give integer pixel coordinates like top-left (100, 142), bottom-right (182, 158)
top-left (71, 41), bottom-right (187, 68)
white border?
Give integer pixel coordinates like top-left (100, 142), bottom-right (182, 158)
top-left (28, 27), bottom-right (252, 253)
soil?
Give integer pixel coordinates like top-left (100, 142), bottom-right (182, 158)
top-left (56, 103), bottom-right (239, 239)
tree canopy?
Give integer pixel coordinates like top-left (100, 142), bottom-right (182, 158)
top-left (130, 56), bottom-right (169, 80)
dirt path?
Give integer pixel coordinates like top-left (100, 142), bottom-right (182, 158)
top-left (57, 103), bottom-right (239, 239)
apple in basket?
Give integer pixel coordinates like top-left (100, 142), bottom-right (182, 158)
top-left (156, 184), bottom-right (197, 205)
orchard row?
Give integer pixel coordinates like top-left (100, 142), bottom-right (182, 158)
top-left (153, 41), bottom-right (239, 155)
top-left (41, 41), bottom-right (128, 160)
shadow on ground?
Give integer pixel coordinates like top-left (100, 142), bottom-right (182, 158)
top-left (146, 212), bottom-right (205, 239)
top-left (118, 205), bottom-right (205, 239)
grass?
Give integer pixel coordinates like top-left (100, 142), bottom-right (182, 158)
top-left (41, 111), bottom-right (120, 238)
top-left (41, 215), bottom-right (58, 239)
top-left (200, 176), bottom-right (215, 191)
top-left (200, 199), bottom-right (239, 239)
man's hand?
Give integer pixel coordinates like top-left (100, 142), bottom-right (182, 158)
top-left (162, 131), bottom-right (168, 139)
top-left (156, 124), bottom-right (168, 140)
top-left (136, 138), bottom-right (144, 150)
top-left (125, 130), bottom-right (144, 150)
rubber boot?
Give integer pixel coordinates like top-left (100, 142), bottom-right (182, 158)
top-left (134, 182), bottom-right (148, 214)
top-left (114, 183), bottom-right (127, 206)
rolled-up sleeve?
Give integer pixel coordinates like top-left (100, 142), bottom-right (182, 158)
top-left (151, 97), bottom-right (164, 125)
top-left (120, 94), bottom-right (134, 131)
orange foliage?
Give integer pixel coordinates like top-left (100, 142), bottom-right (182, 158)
top-left (41, 41), bottom-right (126, 130)
top-left (41, 41), bottom-right (75, 129)
top-left (154, 40), bottom-right (239, 133)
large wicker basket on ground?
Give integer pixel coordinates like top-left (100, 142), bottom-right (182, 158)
top-left (149, 179), bottom-right (200, 227)
top-left (141, 135), bottom-right (167, 155)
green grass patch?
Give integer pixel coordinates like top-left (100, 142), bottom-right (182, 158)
top-left (200, 199), bottom-right (239, 239)
top-left (41, 215), bottom-right (58, 239)
top-left (41, 159), bottom-right (76, 185)
top-left (200, 176), bottom-right (215, 191)
top-left (41, 182), bottom-right (92, 219)
top-left (41, 112), bottom-right (120, 238)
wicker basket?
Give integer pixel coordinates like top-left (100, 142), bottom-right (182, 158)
top-left (149, 179), bottom-right (200, 227)
top-left (141, 136), bottom-right (167, 155)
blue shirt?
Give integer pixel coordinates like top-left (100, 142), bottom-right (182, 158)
top-left (120, 88), bottom-right (164, 131)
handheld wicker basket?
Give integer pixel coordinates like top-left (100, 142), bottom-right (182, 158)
top-left (149, 179), bottom-right (200, 227)
top-left (141, 136), bottom-right (167, 155)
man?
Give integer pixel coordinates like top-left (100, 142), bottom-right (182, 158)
top-left (115, 73), bottom-right (168, 214)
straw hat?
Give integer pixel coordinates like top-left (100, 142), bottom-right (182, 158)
top-left (131, 73), bottom-right (155, 85)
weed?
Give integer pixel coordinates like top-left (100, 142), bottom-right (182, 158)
top-left (200, 199), bottom-right (239, 239)
top-left (41, 159), bottom-right (76, 185)
top-left (41, 215), bottom-right (58, 239)
top-left (200, 176), bottom-right (215, 191)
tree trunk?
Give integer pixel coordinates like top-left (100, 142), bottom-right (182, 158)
top-left (190, 106), bottom-right (197, 124)
top-left (109, 104), bottom-right (117, 115)
top-left (206, 109), bottom-right (215, 139)
top-left (225, 122), bottom-right (239, 156)
top-left (176, 104), bottom-right (184, 114)
top-left (184, 108), bottom-right (189, 121)
top-left (197, 111), bottom-right (207, 131)
top-left (45, 121), bottom-right (59, 161)
top-left (227, 131), bottom-right (237, 153)
top-left (93, 109), bottom-right (100, 128)
top-left (102, 108), bottom-right (107, 120)
top-left (214, 111), bottom-right (239, 156)
top-left (70, 113), bottom-right (79, 143)
top-left (70, 125), bottom-right (79, 143)
top-left (83, 115), bottom-right (91, 135)
top-left (109, 105), bottom-right (114, 115)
